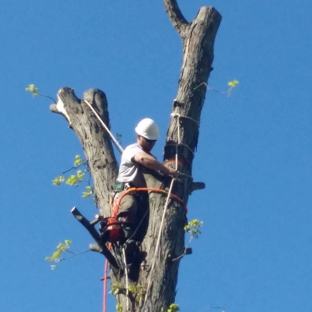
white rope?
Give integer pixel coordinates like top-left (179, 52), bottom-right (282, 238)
top-left (171, 112), bottom-right (200, 127)
top-left (84, 100), bottom-right (124, 154)
top-left (176, 115), bottom-right (180, 168)
top-left (122, 247), bottom-right (130, 312)
top-left (168, 112), bottom-right (200, 156)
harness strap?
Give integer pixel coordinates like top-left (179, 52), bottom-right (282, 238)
top-left (112, 187), bottom-right (188, 217)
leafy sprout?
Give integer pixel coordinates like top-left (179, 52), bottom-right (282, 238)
top-left (184, 219), bottom-right (203, 239)
top-left (45, 240), bottom-right (72, 269)
top-left (227, 79), bottom-right (239, 95)
top-left (168, 303), bottom-right (180, 312)
top-left (25, 84), bottom-right (39, 96)
top-left (25, 84), bottom-right (56, 102)
top-left (52, 155), bottom-right (93, 198)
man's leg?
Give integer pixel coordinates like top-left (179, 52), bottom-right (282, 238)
top-left (116, 192), bottom-right (142, 266)
top-left (117, 192), bottom-right (137, 241)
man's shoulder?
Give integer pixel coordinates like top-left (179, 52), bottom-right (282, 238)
top-left (122, 143), bottom-right (143, 159)
top-left (124, 143), bottom-right (156, 159)
top-left (124, 143), bottom-right (143, 153)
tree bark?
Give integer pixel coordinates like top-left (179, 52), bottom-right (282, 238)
top-left (50, 2), bottom-right (221, 311)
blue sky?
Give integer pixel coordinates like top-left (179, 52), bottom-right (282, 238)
top-left (1, 0), bottom-right (311, 311)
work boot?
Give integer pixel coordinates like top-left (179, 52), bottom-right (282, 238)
top-left (123, 239), bottom-right (140, 264)
top-left (117, 213), bottom-right (141, 264)
top-left (117, 212), bottom-right (136, 242)
top-left (121, 223), bottom-right (134, 242)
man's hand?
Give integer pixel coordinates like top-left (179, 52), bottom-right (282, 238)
top-left (167, 167), bottom-right (179, 179)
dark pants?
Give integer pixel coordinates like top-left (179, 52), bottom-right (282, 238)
top-left (116, 190), bottom-right (149, 242)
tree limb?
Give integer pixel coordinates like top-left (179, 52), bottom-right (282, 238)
top-left (50, 87), bottom-right (118, 216)
top-left (163, 0), bottom-right (188, 36)
top-left (71, 207), bottom-right (119, 270)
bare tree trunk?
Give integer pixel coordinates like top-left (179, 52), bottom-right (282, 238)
top-left (50, 1), bottom-right (221, 311)
top-left (140, 3), bottom-right (222, 311)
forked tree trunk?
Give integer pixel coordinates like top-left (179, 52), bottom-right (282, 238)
top-left (50, 1), bottom-right (221, 311)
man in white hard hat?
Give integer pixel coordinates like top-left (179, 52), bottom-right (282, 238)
top-left (115, 118), bottom-right (178, 257)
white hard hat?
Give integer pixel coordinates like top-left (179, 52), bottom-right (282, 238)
top-left (135, 118), bottom-right (160, 140)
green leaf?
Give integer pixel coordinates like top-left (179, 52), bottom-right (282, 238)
top-left (228, 79), bottom-right (239, 87)
top-left (82, 185), bottom-right (93, 199)
top-left (25, 84), bottom-right (39, 96)
top-left (46, 239), bottom-right (72, 267)
top-left (168, 303), bottom-right (180, 312)
top-left (82, 192), bottom-right (91, 199)
top-left (56, 242), bottom-right (63, 248)
top-left (74, 155), bottom-right (84, 167)
top-left (76, 170), bottom-right (85, 181)
top-left (66, 175), bottom-right (78, 186)
top-left (184, 219), bottom-right (203, 239)
top-left (227, 79), bottom-right (239, 95)
top-left (52, 176), bottom-right (65, 186)
top-left (52, 249), bottom-right (63, 259)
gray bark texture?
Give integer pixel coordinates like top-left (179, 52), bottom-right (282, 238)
top-left (50, 1), bottom-right (221, 311)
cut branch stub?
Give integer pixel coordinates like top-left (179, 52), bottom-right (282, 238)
top-left (164, 0), bottom-right (188, 36)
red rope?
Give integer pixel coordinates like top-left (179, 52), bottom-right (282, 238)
top-left (102, 259), bottom-right (109, 312)
top-left (103, 244), bottom-right (112, 312)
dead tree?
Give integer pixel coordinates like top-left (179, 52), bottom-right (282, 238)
top-left (50, 1), bottom-right (221, 311)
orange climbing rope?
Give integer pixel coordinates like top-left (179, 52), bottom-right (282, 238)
top-left (112, 187), bottom-right (188, 217)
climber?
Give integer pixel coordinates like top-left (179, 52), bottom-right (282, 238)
top-left (115, 118), bottom-right (178, 249)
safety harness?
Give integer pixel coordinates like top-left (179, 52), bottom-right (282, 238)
top-left (99, 186), bottom-right (187, 246)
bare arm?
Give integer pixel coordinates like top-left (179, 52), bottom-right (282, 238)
top-left (133, 152), bottom-right (178, 178)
